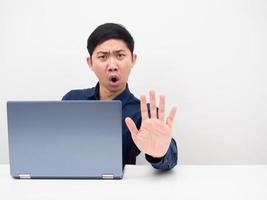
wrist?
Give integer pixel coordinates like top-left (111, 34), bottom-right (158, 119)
top-left (145, 153), bottom-right (165, 163)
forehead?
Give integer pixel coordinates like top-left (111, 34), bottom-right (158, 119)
top-left (94, 39), bottom-right (129, 54)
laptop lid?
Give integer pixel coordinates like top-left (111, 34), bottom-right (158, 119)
top-left (7, 101), bottom-right (123, 179)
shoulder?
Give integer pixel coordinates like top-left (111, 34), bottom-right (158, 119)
top-left (62, 87), bottom-right (95, 100)
top-left (128, 93), bottom-right (140, 105)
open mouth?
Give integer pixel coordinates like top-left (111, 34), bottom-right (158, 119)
top-left (108, 74), bottom-right (120, 85)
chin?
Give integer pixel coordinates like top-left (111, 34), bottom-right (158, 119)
top-left (110, 83), bottom-right (125, 91)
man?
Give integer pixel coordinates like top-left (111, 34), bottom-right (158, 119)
top-left (62, 23), bottom-right (178, 170)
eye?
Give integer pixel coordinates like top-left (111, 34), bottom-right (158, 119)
top-left (117, 54), bottom-right (125, 60)
top-left (98, 55), bottom-right (107, 61)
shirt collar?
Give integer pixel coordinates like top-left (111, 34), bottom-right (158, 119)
top-left (90, 82), bottom-right (132, 107)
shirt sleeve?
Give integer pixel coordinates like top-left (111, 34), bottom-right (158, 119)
top-left (62, 90), bottom-right (73, 100)
top-left (145, 138), bottom-right (178, 170)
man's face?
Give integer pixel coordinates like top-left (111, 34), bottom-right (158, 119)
top-left (87, 39), bottom-right (136, 92)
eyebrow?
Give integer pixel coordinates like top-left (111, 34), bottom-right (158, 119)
top-left (96, 51), bottom-right (109, 55)
top-left (114, 49), bottom-right (126, 53)
top-left (96, 49), bottom-right (126, 55)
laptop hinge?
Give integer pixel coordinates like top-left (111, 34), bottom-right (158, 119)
top-left (102, 174), bottom-right (114, 179)
top-left (18, 174), bottom-right (31, 179)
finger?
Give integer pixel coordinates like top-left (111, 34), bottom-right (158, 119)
top-left (166, 106), bottom-right (177, 128)
top-left (140, 95), bottom-right (148, 121)
top-left (125, 117), bottom-right (139, 136)
top-left (149, 90), bottom-right (157, 119)
top-left (125, 117), bottom-right (141, 145)
top-left (158, 95), bottom-right (165, 122)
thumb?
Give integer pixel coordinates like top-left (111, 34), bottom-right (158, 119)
top-left (125, 117), bottom-right (139, 138)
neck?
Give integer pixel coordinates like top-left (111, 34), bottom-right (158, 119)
top-left (99, 84), bottom-right (126, 100)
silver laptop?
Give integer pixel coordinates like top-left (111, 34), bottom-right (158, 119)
top-left (7, 101), bottom-right (123, 179)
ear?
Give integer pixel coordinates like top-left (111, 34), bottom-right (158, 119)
top-left (131, 53), bottom-right (137, 67)
top-left (87, 56), bottom-right (93, 71)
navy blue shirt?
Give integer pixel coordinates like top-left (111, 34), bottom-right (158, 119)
top-left (62, 82), bottom-right (178, 170)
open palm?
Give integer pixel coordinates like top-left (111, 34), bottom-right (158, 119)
top-left (125, 91), bottom-right (176, 158)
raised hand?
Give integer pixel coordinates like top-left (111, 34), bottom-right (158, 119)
top-left (125, 91), bottom-right (177, 158)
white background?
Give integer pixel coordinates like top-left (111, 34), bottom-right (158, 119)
top-left (0, 0), bottom-right (266, 165)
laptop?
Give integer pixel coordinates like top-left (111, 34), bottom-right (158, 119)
top-left (7, 101), bottom-right (123, 179)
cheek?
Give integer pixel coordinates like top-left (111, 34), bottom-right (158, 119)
top-left (121, 64), bottom-right (133, 79)
top-left (92, 63), bottom-right (106, 75)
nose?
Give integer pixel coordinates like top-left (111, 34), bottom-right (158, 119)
top-left (107, 57), bottom-right (118, 72)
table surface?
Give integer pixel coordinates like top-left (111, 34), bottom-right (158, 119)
top-left (1, 164), bottom-right (267, 200)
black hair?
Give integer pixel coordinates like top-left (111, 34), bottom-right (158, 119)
top-left (87, 23), bottom-right (134, 56)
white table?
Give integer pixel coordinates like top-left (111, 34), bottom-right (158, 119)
top-left (1, 164), bottom-right (267, 200)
